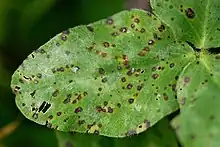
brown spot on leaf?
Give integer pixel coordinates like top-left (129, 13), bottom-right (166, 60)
top-left (78, 120), bottom-right (85, 125)
top-left (119, 27), bottom-right (127, 33)
top-left (134, 18), bottom-right (140, 23)
top-left (127, 83), bottom-right (133, 89)
top-left (107, 107), bottom-right (113, 113)
top-left (152, 74), bottom-right (159, 79)
top-left (215, 55), bottom-right (220, 59)
top-left (184, 77), bottom-right (190, 83)
top-left (52, 89), bottom-right (59, 97)
top-left (128, 98), bottom-right (134, 104)
top-left (185, 8), bottom-right (195, 19)
top-left (57, 112), bottom-right (62, 116)
top-left (148, 40), bottom-right (155, 45)
top-left (75, 107), bottom-right (83, 113)
top-left (106, 18), bottom-right (113, 25)
top-left (158, 24), bottom-right (165, 32)
top-left (87, 25), bottom-right (94, 32)
top-left (98, 68), bottom-right (105, 74)
top-left (103, 42), bottom-right (110, 48)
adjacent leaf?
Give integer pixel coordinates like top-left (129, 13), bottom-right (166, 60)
top-left (173, 53), bottom-right (220, 146)
top-left (11, 9), bottom-right (194, 137)
top-left (56, 118), bottom-right (178, 147)
top-left (151, 0), bottom-right (220, 48)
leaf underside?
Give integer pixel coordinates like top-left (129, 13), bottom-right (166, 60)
top-left (11, 9), bottom-right (194, 137)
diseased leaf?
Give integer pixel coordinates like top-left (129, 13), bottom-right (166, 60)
top-left (11, 9), bottom-right (194, 137)
top-left (173, 53), bottom-right (220, 146)
top-left (151, 0), bottom-right (220, 48)
top-left (56, 118), bottom-right (178, 147)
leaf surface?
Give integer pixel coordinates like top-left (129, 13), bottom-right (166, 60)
top-left (151, 0), bottom-right (220, 48)
top-left (56, 118), bottom-right (178, 147)
top-left (173, 53), bottom-right (220, 146)
top-left (11, 9), bottom-right (194, 137)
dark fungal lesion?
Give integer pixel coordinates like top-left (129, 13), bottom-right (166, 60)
top-left (106, 17), bottom-right (114, 25)
top-left (75, 107), bottom-right (83, 113)
top-left (61, 29), bottom-right (70, 41)
top-left (87, 25), bottom-right (94, 32)
top-left (185, 8), bottom-right (195, 19)
top-left (52, 89), bottom-right (59, 97)
top-left (119, 27), bottom-right (128, 33)
top-left (128, 98), bottom-right (134, 104)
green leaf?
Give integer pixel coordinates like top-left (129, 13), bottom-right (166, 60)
top-left (56, 118), bottom-right (178, 147)
top-left (173, 53), bottom-right (220, 146)
top-left (11, 9), bottom-right (194, 137)
top-left (151, 0), bottom-right (220, 48)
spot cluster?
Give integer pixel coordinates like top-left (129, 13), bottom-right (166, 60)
top-left (96, 101), bottom-right (114, 113)
top-left (51, 64), bottom-right (80, 74)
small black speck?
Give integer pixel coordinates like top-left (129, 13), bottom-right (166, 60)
top-left (127, 83), bottom-right (133, 89)
top-left (101, 77), bottom-right (107, 83)
top-left (107, 107), bottom-right (113, 113)
top-left (98, 68), bottom-right (105, 74)
top-left (104, 101), bottom-right (108, 106)
top-left (169, 63), bottom-right (175, 68)
top-left (119, 27), bottom-right (127, 33)
top-left (128, 98), bottom-right (134, 104)
top-left (57, 112), bottom-right (62, 116)
top-left (87, 25), bottom-right (94, 32)
top-left (121, 77), bottom-right (126, 82)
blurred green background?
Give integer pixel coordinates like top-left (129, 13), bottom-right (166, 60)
top-left (0, 0), bottom-right (126, 146)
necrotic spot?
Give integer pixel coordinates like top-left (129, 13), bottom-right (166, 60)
top-left (103, 42), bottom-right (110, 48)
top-left (121, 77), bottom-right (126, 82)
top-left (184, 77), bottom-right (190, 83)
top-left (37, 73), bottom-right (42, 78)
top-left (185, 8), bottom-right (195, 19)
top-left (75, 107), bottom-right (83, 113)
top-left (152, 74), bottom-right (159, 79)
top-left (126, 130), bottom-right (137, 136)
top-left (42, 103), bottom-right (51, 113)
top-left (57, 112), bottom-right (62, 116)
top-left (148, 40), bottom-right (155, 45)
top-left (107, 107), bottom-right (113, 113)
top-left (30, 90), bottom-right (36, 97)
top-left (103, 101), bottom-right (108, 106)
top-left (169, 63), bottom-right (175, 68)
top-left (63, 94), bottom-right (71, 104)
top-left (128, 98), bottom-right (134, 104)
top-left (106, 17), bottom-right (113, 24)
top-left (32, 113), bottom-right (38, 119)
top-left (72, 66), bottom-right (80, 73)
top-left (94, 130), bottom-right (100, 135)
top-left (38, 101), bottom-right (46, 112)
top-left (101, 77), bottom-right (107, 83)
top-left (87, 25), bottom-right (94, 32)
top-left (98, 68), bottom-right (105, 74)
top-left (78, 120), bottom-right (85, 125)
top-left (127, 83), bottom-right (133, 89)
top-left (52, 89), bottom-right (59, 97)
top-left (119, 27), bottom-right (127, 33)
